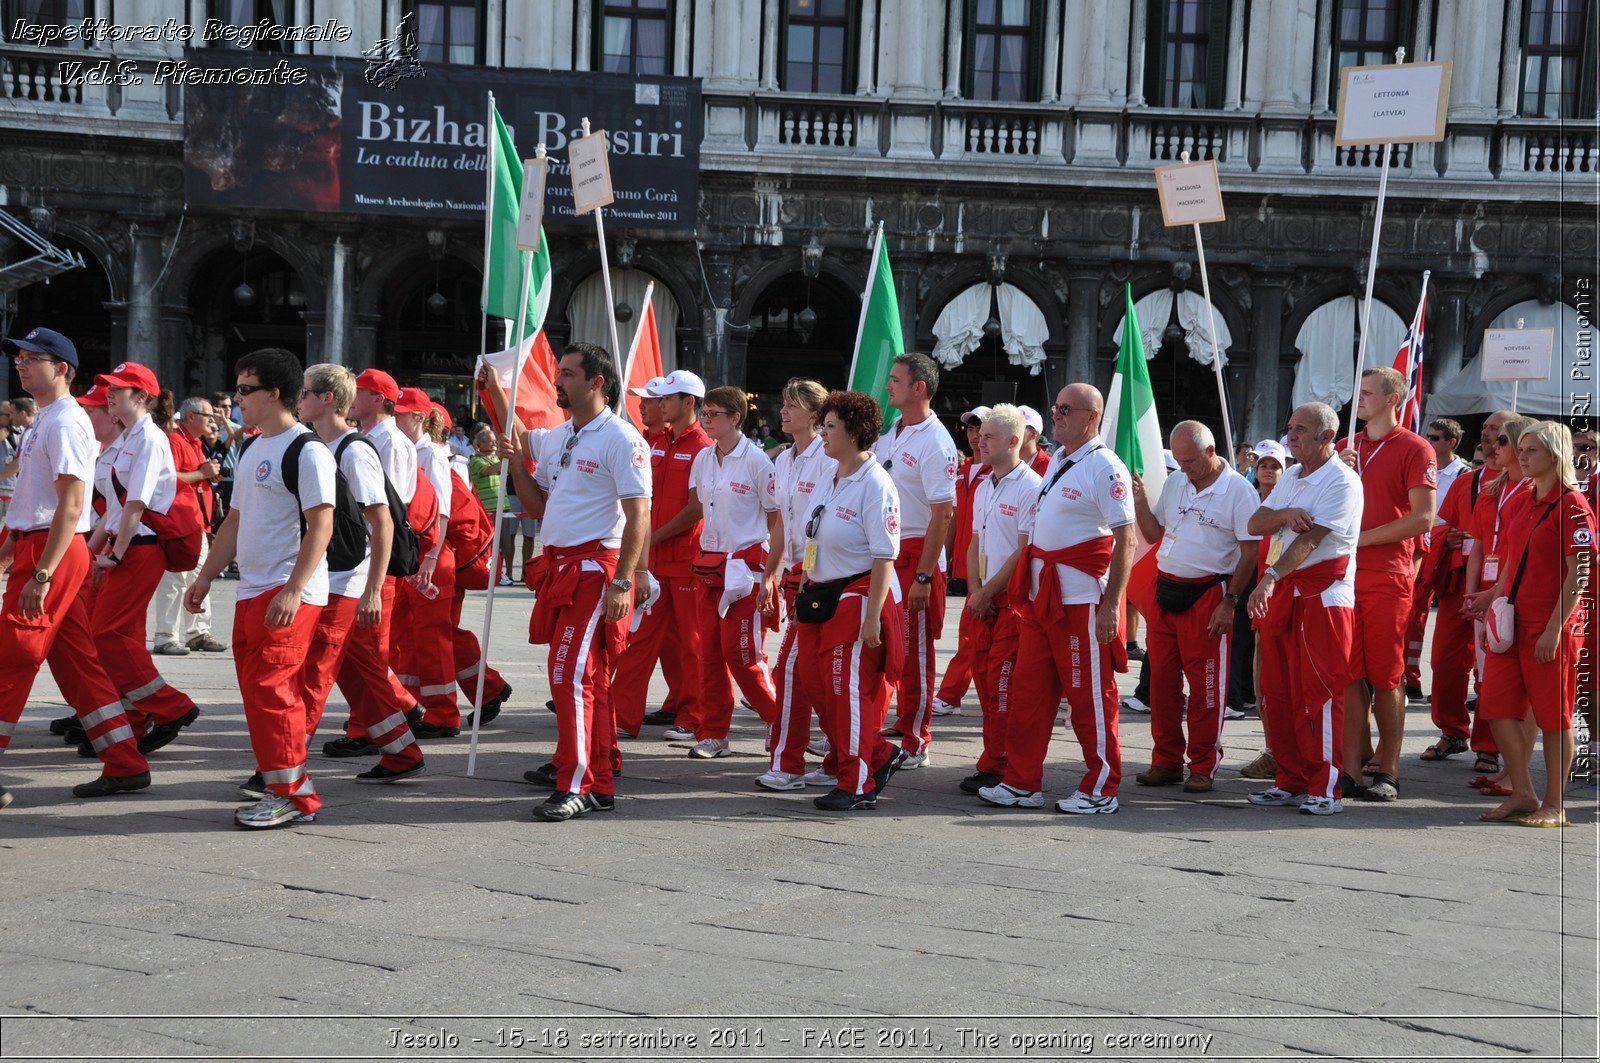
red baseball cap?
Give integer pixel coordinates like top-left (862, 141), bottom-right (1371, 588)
top-left (394, 387), bottom-right (432, 415)
top-left (77, 384), bottom-right (109, 408)
top-left (355, 368), bottom-right (401, 402)
top-left (430, 401), bottom-right (452, 431)
top-left (98, 361), bottom-right (160, 395)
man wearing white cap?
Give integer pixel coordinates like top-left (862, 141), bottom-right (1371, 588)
top-left (611, 370), bottom-right (710, 740)
top-left (1018, 406), bottom-right (1051, 476)
top-left (932, 405), bottom-right (989, 718)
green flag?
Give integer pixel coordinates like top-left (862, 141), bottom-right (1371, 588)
top-left (848, 224), bottom-right (903, 427)
top-left (481, 104), bottom-right (546, 338)
top-left (1100, 283), bottom-right (1167, 505)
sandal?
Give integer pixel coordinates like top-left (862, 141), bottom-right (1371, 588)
top-left (1468, 775), bottom-right (1497, 789)
top-left (1339, 771), bottom-right (1369, 799)
top-left (1518, 812), bottom-right (1573, 828)
top-left (1472, 752), bottom-right (1500, 774)
top-left (1420, 736), bottom-right (1469, 761)
top-left (1479, 805), bottom-right (1535, 823)
top-left (1359, 772), bottom-right (1399, 802)
top-left (1477, 783), bottom-right (1514, 797)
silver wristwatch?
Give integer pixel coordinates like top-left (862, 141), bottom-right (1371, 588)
top-left (610, 577), bottom-right (633, 592)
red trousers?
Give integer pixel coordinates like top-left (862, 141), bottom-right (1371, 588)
top-left (233, 588), bottom-right (323, 814)
top-left (302, 593), bottom-right (357, 738)
top-left (1004, 601), bottom-right (1122, 796)
top-left (540, 566), bottom-right (622, 796)
top-left (1481, 617), bottom-right (1582, 732)
top-left (890, 540), bottom-right (946, 755)
top-left (1146, 583), bottom-right (1229, 778)
top-left (450, 586), bottom-right (508, 708)
top-left (0, 533), bottom-right (147, 777)
top-left (92, 541), bottom-right (195, 727)
top-left (1429, 584), bottom-right (1497, 753)
top-left (767, 580), bottom-right (818, 775)
top-left (969, 604), bottom-right (1020, 777)
top-left (1403, 576), bottom-right (1431, 688)
top-left (393, 545), bottom-right (458, 727)
top-left (610, 571), bottom-right (700, 735)
top-left (692, 580), bottom-right (779, 741)
top-left (1258, 593), bottom-right (1351, 800)
top-left (332, 579), bottom-right (422, 772)
top-left (934, 604), bottom-right (979, 707)
top-left (796, 593), bottom-right (902, 796)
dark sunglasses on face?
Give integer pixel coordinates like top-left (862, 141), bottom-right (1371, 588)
top-left (234, 383), bottom-right (270, 396)
top-left (1426, 433), bottom-right (1443, 441)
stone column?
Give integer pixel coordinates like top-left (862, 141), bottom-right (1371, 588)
top-left (125, 215), bottom-right (172, 379)
top-left (1041, 0), bottom-right (1063, 102)
top-left (1224, 0), bottom-right (1247, 109)
top-left (1127, 0), bottom-right (1148, 107)
top-left (760, 0), bottom-right (780, 88)
top-left (1247, 269), bottom-right (1290, 444)
top-left (1498, 0), bottom-right (1525, 115)
top-left (1430, 277), bottom-right (1473, 392)
top-left (1311, 0), bottom-right (1333, 113)
top-left (575, 0), bottom-right (593, 71)
top-left (890, 0), bottom-right (931, 97)
top-left (1065, 265), bottom-right (1104, 385)
top-left (675, 6), bottom-right (693, 77)
top-left (858, 0), bottom-right (879, 94)
top-left (1260, 0), bottom-right (1301, 112)
top-left (1077, 1), bottom-right (1112, 105)
top-left (944, 0), bottom-right (963, 96)
top-left (1415, 0), bottom-right (1437, 60)
top-left (321, 236), bottom-right (354, 366)
top-left (1439, 0), bottom-right (1501, 176)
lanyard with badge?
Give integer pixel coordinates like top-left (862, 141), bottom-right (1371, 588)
top-left (977, 468), bottom-right (1017, 582)
top-left (1265, 472), bottom-right (1309, 567)
top-left (802, 470), bottom-right (841, 575)
top-left (1483, 478), bottom-right (1527, 583)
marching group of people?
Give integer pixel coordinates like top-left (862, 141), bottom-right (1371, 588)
top-left (0, 324), bottom-right (1592, 830)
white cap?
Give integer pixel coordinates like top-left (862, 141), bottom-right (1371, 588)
top-left (960, 405), bottom-right (991, 425)
top-left (1163, 448), bottom-right (1180, 473)
top-left (628, 375), bottom-right (667, 398)
top-left (652, 370), bottom-right (706, 398)
top-left (1018, 405), bottom-right (1044, 434)
top-left (1253, 439), bottom-right (1289, 466)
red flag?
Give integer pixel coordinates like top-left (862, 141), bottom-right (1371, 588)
top-left (477, 331), bottom-right (563, 434)
top-left (620, 284), bottom-right (665, 433)
top-left (1391, 273), bottom-right (1429, 434)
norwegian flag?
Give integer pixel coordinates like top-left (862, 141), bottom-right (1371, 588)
top-left (1392, 271), bottom-right (1430, 434)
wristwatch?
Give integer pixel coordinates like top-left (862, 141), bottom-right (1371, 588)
top-left (1223, 591), bottom-right (1242, 606)
top-left (32, 568), bottom-right (51, 585)
top-left (914, 572), bottom-right (933, 586)
top-left (610, 577), bottom-right (634, 592)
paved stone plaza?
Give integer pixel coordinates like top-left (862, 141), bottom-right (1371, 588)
top-left (0, 587), bottom-right (1594, 1061)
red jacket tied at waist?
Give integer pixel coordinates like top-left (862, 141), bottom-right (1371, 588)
top-left (692, 544), bottom-right (769, 590)
top-left (1007, 536), bottom-right (1128, 672)
top-left (527, 539), bottom-right (620, 645)
top-left (1260, 555), bottom-right (1352, 637)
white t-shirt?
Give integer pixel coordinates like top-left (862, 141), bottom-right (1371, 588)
top-left (1028, 440), bottom-right (1136, 604)
top-left (367, 417), bottom-right (417, 504)
top-left (416, 438), bottom-right (453, 523)
top-left (1154, 464), bottom-right (1261, 579)
top-left (872, 414), bottom-right (958, 554)
top-left (234, 425), bottom-right (337, 605)
top-left (972, 461), bottom-right (1041, 586)
top-left (105, 414), bottom-right (178, 537)
top-left (5, 396), bottom-right (97, 534)
top-left (1436, 455), bottom-right (1471, 504)
top-left (805, 457), bottom-right (901, 583)
top-left (1261, 456), bottom-right (1364, 607)
top-left (533, 408), bottom-right (650, 550)
top-left (328, 430), bottom-right (387, 598)
top-left (94, 438), bottom-right (121, 512)
top-left (690, 435), bottom-right (777, 554)
top-left (773, 435), bottom-right (836, 567)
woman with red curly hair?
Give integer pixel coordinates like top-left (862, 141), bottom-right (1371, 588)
top-left (794, 390), bottom-right (905, 812)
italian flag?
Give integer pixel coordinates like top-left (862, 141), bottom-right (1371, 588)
top-left (1101, 283), bottom-right (1167, 616)
top-left (619, 281), bottom-right (665, 432)
top-left (848, 222), bottom-right (903, 428)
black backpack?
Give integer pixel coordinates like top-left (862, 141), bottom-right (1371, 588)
top-left (335, 432), bottom-right (421, 577)
top-left (242, 431), bottom-right (370, 573)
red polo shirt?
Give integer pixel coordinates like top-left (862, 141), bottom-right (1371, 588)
top-left (1345, 425), bottom-right (1436, 574)
top-left (949, 457), bottom-right (990, 581)
top-left (168, 426), bottom-right (214, 526)
top-left (1495, 483), bottom-right (1595, 627)
top-left (649, 421), bottom-right (711, 575)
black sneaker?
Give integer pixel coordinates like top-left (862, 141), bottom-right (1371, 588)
top-left (1126, 640), bottom-right (1147, 662)
top-left (76, 739), bottom-right (96, 759)
top-left (411, 721), bottom-right (460, 740)
top-left (523, 761), bottom-right (558, 788)
top-left (60, 723), bottom-right (85, 745)
top-left (590, 792), bottom-right (615, 812)
top-left (545, 699), bottom-right (556, 714)
top-left (870, 749), bottom-right (905, 797)
top-left (960, 771), bottom-right (1003, 795)
top-left (404, 705), bottom-right (423, 728)
top-left (1404, 684), bottom-right (1426, 703)
top-left (813, 787), bottom-right (877, 811)
top-left (71, 771), bottom-right (151, 798)
top-left (536, 790), bottom-right (593, 821)
top-left (479, 683), bottom-right (511, 726)
top-left (323, 736), bottom-right (378, 758)
top-left (49, 714), bottom-right (80, 736)
top-left (237, 773), bottom-right (268, 800)
top-left (355, 762), bottom-right (426, 785)
top-left (641, 709), bottom-right (677, 727)
top-left (138, 708), bottom-right (200, 754)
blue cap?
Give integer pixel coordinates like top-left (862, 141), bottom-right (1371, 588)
top-left (5, 327), bottom-right (78, 368)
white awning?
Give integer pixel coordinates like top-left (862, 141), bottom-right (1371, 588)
top-left (567, 269), bottom-right (679, 372)
top-left (1291, 295), bottom-right (1407, 408)
top-left (1429, 300), bottom-right (1587, 417)
top-left (931, 282), bottom-right (1050, 376)
top-left (1112, 288), bottom-right (1233, 368)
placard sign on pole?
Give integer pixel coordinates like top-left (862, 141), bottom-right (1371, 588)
top-left (1334, 60), bottom-right (1452, 146)
top-left (1480, 328), bottom-right (1555, 381)
top-left (1154, 153), bottom-right (1234, 460)
top-left (569, 128), bottom-right (616, 214)
top-left (517, 156), bottom-right (547, 253)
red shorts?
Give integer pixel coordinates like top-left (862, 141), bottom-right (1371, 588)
top-left (1480, 618), bottom-right (1580, 732)
top-left (1348, 568), bottom-right (1412, 689)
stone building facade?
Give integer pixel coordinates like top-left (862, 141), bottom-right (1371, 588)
top-left (0, 0), bottom-right (1593, 439)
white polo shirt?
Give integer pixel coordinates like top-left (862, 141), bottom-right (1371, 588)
top-left (805, 457), bottom-right (901, 583)
top-left (690, 435), bottom-right (776, 555)
top-left (4, 396), bottom-right (97, 534)
top-left (328, 430), bottom-right (387, 597)
top-left (367, 416), bottom-right (417, 504)
top-left (234, 424), bottom-right (336, 606)
top-left (872, 413), bottom-right (958, 555)
top-left (416, 438), bottom-right (453, 523)
top-left (94, 437), bottom-right (122, 512)
top-left (1261, 455), bottom-right (1364, 606)
top-left (533, 408), bottom-right (650, 550)
top-left (106, 414), bottom-right (178, 537)
top-left (972, 460), bottom-right (1041, 586)
top-left (1154, 464), bottom-right (1260, 579)
top-left (773, 435), bottom-right (836, 567)
top-left (1028, 440), bottom-right (1135, 604)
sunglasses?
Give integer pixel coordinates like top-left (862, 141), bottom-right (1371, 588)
top-left (1052, 403), bottom-right (1090, 417)
top-left (1495, 434), bottom-right (1510, 446)
top-left (234, 383), bottom-right (270, 396)
top-left (299, 387), bottom-right (330, 399)
top-left (805, 503), bottom-right (826, 539)
top-left (1575, 442), bottom-right (1597, 453)
top-left (1426, 433), bottom-right (1444, 441)
top-left (558, 433), bottom-right (579, 469)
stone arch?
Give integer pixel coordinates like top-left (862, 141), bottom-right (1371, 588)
top-left (730, 250), bottom-right (867, 328)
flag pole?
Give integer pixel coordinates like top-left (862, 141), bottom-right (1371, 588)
top-left (479, 92), bottom-right (496, 384)
top-left (616, 280), bottom-right (654, 415)
top-left (1180, 150), bottom-right (1235, 461)
top-left (1349, 47), bottom-right (1404, 448)
top-left (848, 221), bottom-right (884, 389)
top-left (466, 143), bottom-right (543, 778)
top-left (583, 117), bottom-right (625, 365)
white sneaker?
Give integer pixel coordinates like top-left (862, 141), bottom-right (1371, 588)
top-left (498, 574), bottom-right (514, 587)
top-left (663, 725), bottom-right (695, 741)
top-left (1121, 696), bottom-right (1150, 714)
top-left (977, 782), bottom-right (1043, 808)
top-left (806, 735), bottom-right (830, 758)
top-left (1247, 786), bottom-right (1307, 807)
top-left (1222, 705), bottom-right (1247, 720)
top-left (1055, 792), bottom-right (1119, 814)
top-left (896, 750), bottom-right (930, 770)
top-left (1299, 796), bottom-right (1344, 816)
top-left (931, 699), bottom-right (962, 717)
top-left (688, 738), bottom-right (730, 759)
top-left (755, 769), bottom-right (805, 791)
top-left (801, 769), bottom-right (837, 787)
top-left (153, 641), bottom-right (190, 657)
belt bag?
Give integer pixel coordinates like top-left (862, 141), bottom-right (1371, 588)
top-left (1488, 502), bottom-right (1557, 655)
top-left (1155, 574), bottom-right (1225, 615)
top-left (795, 571), bottom-right (870, 624)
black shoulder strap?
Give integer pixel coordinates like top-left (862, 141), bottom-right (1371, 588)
top-left (334, 431), bottom-right (378, 463)
top-left (1469, 466), bottom-right (1483, 509)
top-left (281, 432), bottom-right (311, 500)
top-left (1037, 444), bottom-right (1099, 502)
top-left (1506, 499), bottom-right (1560, 605)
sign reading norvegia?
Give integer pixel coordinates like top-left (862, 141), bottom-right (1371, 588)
top-left (1481, 328), bottom-right (1555, 382)
top-left (182, 50), bottom-right (700, 229)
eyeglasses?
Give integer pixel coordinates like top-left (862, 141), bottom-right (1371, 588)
top-left (234, 383), bottom-right (270, 396)
top-left (1495, 434), bottom-right (1510, 446)
top-left (805, 504), bottom-right (826, 539)
top-left (701, 408), bottom-right (734, 420)
top-left (1426, 433), bottom-right (1444, 441)
top-left (558, 433), bottom-right (580, 469)
top-left (1052, 404), bottom-right (1090, 418)
top-left (299, 388), bottom-right (329, 399)
top-left (1575, 442), bottom-right (1597, 453)
top-left (12, 354), bottom-right (56, 368)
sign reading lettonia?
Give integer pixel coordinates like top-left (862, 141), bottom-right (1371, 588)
top-left (1334, 60), bottom-right (1452, 146)
top-left (182, 50), bottom-right (700, 229)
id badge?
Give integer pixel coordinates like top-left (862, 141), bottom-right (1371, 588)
top-left (1462, 535), bottom-right (1477, 556)
top-left (1265, 535), bottom-right (1285, 566)
top-left (1483, 556), bottom-right (1499, 582)
top-left (803, 541), bottom-right (818, 573)
top-left (1157, 530), bottom-right (1177, 560)
top-left (978, 553), bottom-right (988, 583)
